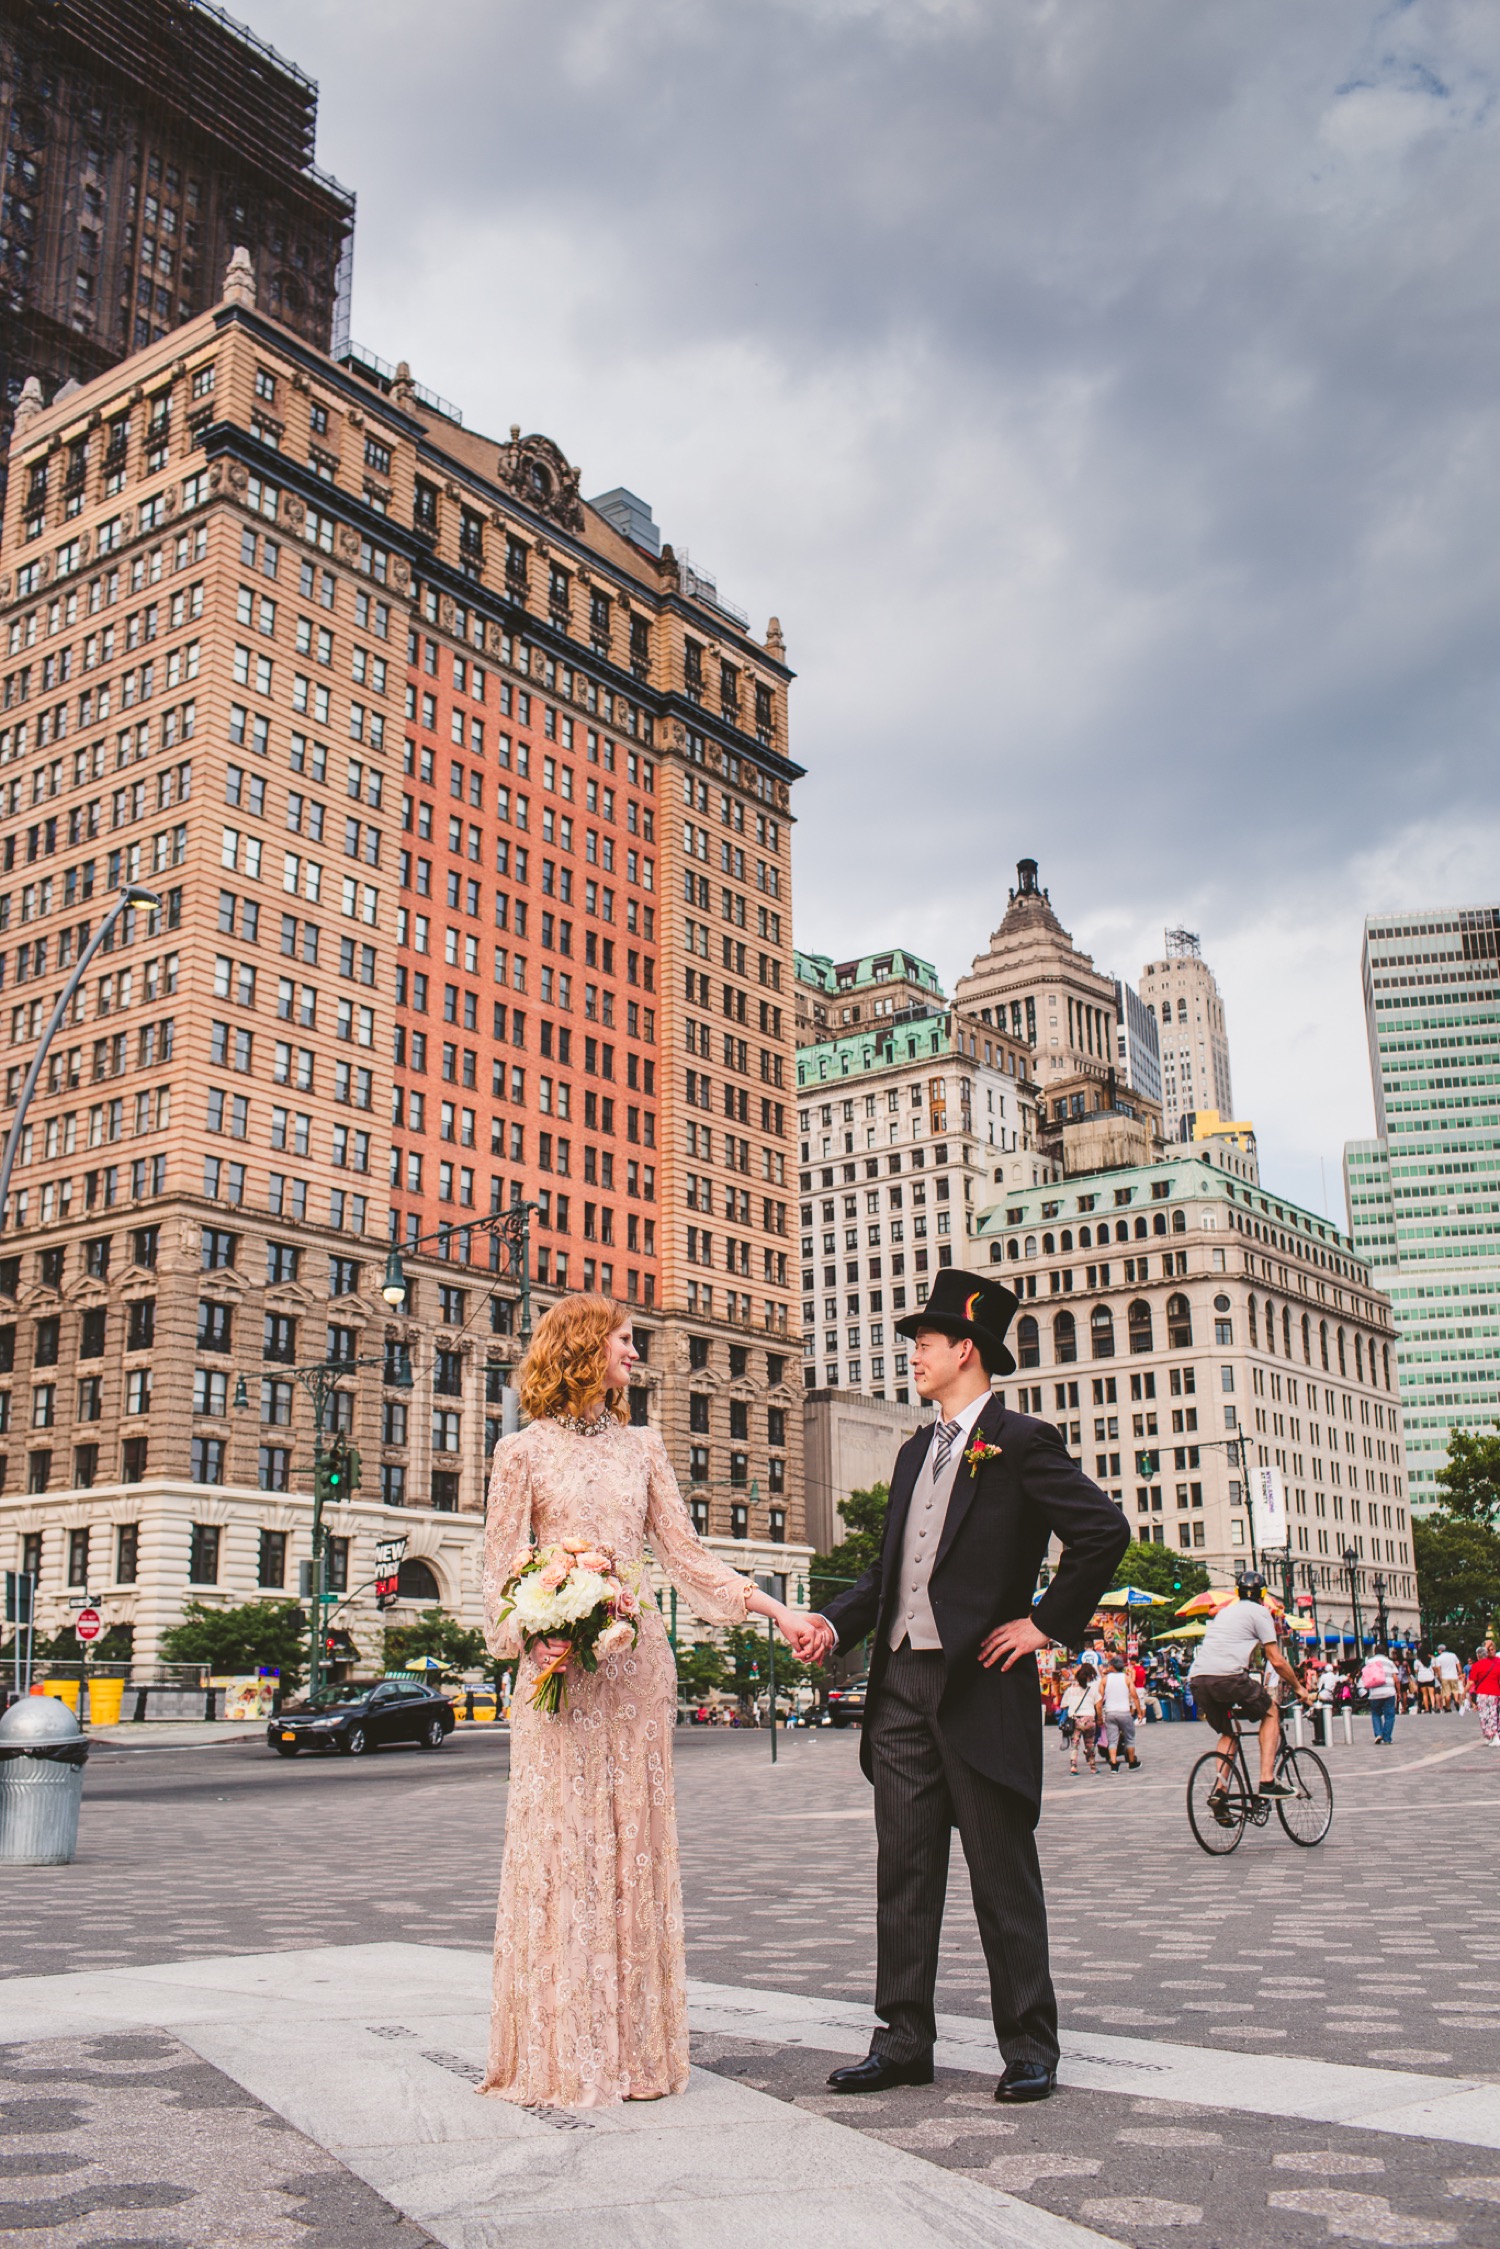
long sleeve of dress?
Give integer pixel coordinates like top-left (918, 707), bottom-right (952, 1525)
top-left (483, 1434), bottom-right (534, 1661)
top-left (643, 1429), bottom-right (752, 1627)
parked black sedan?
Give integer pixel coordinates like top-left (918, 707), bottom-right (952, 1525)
top-left (268, 1678), bottom-right (456, 1757)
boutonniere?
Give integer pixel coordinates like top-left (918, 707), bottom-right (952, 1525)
top-left (964, 1437), bottom-right (1004, 1472)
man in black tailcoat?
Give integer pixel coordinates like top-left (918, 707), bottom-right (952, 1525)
top-left (795, 1269), bottom-right (1129, 2102)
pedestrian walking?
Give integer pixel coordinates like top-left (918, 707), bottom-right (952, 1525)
top-left (1468, 1645), bottom-right (1500, 1746)
top-left (1361, 1650), bottom-right (1398, 1745)
top-left (1435, 1646), bottom-right (1464, 1711)
top-left (1059, 1661), bottom-right (1102, 1774)
top-left (1413, 1646), bottom-right (1437, 1713)
top-left (1100, 1654), bottom-right (1144, 1770)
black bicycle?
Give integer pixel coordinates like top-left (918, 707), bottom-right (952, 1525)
top-left (1186, 1706), bottom-right (1333, 1855)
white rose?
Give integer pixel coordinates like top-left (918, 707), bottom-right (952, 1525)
top-left (554, 1569), bottom-right (611, 1624)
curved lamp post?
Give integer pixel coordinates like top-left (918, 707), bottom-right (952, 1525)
top-left (0, 886), bottom-right (162, 1232)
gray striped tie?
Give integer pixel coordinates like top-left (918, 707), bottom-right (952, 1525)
top-left (933, 1418), bottom-right (962, 1473)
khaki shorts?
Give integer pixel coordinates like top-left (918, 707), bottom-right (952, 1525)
top-left (1193, 1670), bottom-right (1274, 1732)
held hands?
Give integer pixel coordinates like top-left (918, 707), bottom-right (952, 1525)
top-left (979, 1615), bottom-right (1051, 1671)
top-left (788, 1613), bottom-right (837, 1665)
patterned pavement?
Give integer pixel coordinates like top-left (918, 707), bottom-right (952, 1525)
top-left (0, 1708), bottom-right (1497, 2245)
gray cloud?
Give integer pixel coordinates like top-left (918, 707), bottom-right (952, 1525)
top-left (252, 0), bottom-right (1500, 1216)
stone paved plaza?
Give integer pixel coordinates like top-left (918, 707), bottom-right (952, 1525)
top-left (0, 1709), bottom-right (1497, 2245)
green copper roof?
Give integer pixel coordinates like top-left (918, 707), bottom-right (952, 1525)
top-left (795, 946), bottom-right (944, 998)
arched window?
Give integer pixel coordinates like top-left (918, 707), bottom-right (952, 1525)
top-left (1167, 1293), bottom-right (1193, 1349)
top-left (1134, 1216), bottom-right (1148, 1239)
top-left (1265, 1300), bottom-right (1276, 1355)
top-left (1382, 1342), bottom-right (1391, 1390)
top-left (990, 1241), bottom-right (1004, 1264)
top-left (1025, 1234), bottom-right (1037, 1259)
top-left (1153, 1212), bottom-right (1167, 1235)
top-left (1079, 1225), bottom-right (1093, 1248)
top-left (397, 1558), bottom-right (441, 1602)
top-left (1042, 1232), bottom-right (1055, 1255)
top-left (1283, 1305), bottom-right (1293, 1357)
top-left (1090, 1304), bottom-right (1116, 1359)
top-left (1171, 1208), bottom-right (1186, 1233)
top-left (1115, 1220), bottom-right (1131, 1244)
top-left (1248, 1296), bottom-right (1258, 1346)
top-left (1007, 1238), bottom-right (1019, 1261)
top-left (1337, 1327), bottom-right (1347, 1375)
top-left (1060, 1229), bottom-right (1073, 1251)
top-left (1319, 1320), bottom-right (1329, 1371)
top-left (1054, 1309), bottom-right (1078, 1363)
top-left (1128, 1299), bottom-right (1154, 1354)
top-left (1301, 1312), bottom-right (1311, 1365)
top-left (1017, 1314), bottom-right (1040, 1369)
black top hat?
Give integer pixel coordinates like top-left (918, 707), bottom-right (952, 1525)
top-left (894, 1269), bottom-right (1020, 1376)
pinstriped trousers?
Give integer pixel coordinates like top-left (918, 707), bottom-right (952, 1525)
top-left (869, 1643), bottom-right (1059, 2069)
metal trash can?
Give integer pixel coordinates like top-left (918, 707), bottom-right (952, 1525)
top-left (0, 1693), bottom-right (89, 1864)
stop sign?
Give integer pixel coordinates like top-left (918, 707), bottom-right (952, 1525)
top-left (74, 1607), bottom-right (102, 1644)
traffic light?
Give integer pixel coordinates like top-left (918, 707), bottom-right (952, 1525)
top-left (344, 1445), bottom-right (362, 1494)
top-left (315, 1439), bottom-right (350, 1506)
top-left (1135, 1450), bottom-right (1159, 1480)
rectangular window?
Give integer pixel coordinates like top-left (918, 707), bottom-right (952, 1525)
top-left (187, 1519), bottom-right (221, 1574)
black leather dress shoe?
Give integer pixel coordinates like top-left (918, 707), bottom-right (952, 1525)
top-left (995, 2060), bottom-right (1057, 2103)
top-left (827, 2049), bottom-right (935, 2092)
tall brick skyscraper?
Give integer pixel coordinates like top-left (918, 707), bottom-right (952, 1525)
top-left (0, 0), bottom-right (354, 433)
top-left (0, 256), bottom-right (801, 1664)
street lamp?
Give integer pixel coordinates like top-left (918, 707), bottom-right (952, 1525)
top-left (1341, 1545), bottom-right (1364, 1656)
top-left (379, 1202), bottom-right (537, 1335)
top-left (0, 885), bottom-right (161, 1230)
top-left (1373, 1572), bottom-right (1390, 1655)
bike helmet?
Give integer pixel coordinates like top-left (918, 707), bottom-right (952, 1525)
top-left (1234, 1570), bottom-right (1268, 1601)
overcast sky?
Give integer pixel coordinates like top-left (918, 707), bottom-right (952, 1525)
top-left (250, 0), bottom-right (1500, 1223)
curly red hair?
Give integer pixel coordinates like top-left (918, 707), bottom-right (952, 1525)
top-left (518, 1293), bottom-right (629, 1424)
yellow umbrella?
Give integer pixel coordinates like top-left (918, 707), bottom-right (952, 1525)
top-left (1097, 1588), bottom-right (1170, 1609)
top-left (1156, 1622), bottom-right (1207, 1641)
top-left (1176, 1586), bottom-right (1285, 1621)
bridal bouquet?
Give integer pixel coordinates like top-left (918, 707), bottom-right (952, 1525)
top-left (496, 1540), bottom-right (641, 1714)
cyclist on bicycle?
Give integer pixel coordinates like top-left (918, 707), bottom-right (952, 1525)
top-left (1189, 1570), bottom-right (1314, 1800)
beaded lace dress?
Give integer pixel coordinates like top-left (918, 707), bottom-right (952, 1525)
top-left (480, 1416), bottom-right (752, 2107)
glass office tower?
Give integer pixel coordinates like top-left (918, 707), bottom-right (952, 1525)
top-left (1344, 904), bottom-right (1500, 1506)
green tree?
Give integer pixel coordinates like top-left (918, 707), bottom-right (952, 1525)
top-left (724, 1622), bottom-right (812, 1710)
top-left (1436, 1422), bottom-right (1500, 1527)
top-left (1413, 1513), bottom-right (1500, 1649)
top-left (808, 1481), bottom-right (888, 1612)
top-left (673, 1637), bottom-right (727, 1703)
top-left (1109, 1542), bottom-right (1211, 1608)
top-left (381, 1608), bottom-right (488, 1675)
top-left (159, 1599), bottom-right (308, 1688)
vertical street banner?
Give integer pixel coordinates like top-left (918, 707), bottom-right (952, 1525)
top-left (374, 1536), bottom-right (408, 1610)
top-left (1251, 1464), bottom-right (1288, 1553)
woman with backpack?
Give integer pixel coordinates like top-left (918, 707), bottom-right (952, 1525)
top-left (1058, 1660), bottom-right (1102, 1775)
top-left (1361, 1649), bottom-right (1399, 1745)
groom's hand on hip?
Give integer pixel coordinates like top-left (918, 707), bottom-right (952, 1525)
top-left (979, 1616), bottom-right (1051, 1671)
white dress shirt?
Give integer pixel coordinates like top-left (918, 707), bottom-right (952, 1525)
top-left (888, 1390), bottom-right (993, 1652)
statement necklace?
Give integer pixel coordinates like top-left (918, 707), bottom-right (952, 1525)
top-left (551, 1408), bottom-right (615, 1437)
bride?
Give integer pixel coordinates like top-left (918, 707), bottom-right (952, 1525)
top-left (481, 1292), bottom-right (804, 2108)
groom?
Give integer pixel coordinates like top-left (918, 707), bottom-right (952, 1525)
top-left (797, 1269), bottom-right (1129, 2102)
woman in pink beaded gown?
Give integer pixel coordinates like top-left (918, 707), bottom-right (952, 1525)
top-left (480, 1294), bottom-right (804, 2108)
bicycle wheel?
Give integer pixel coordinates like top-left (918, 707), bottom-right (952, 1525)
top-left (1275, 1747), bottom-right (1333, 1847)
top-left (1187, 1751), bottom-right (1248, 1855)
